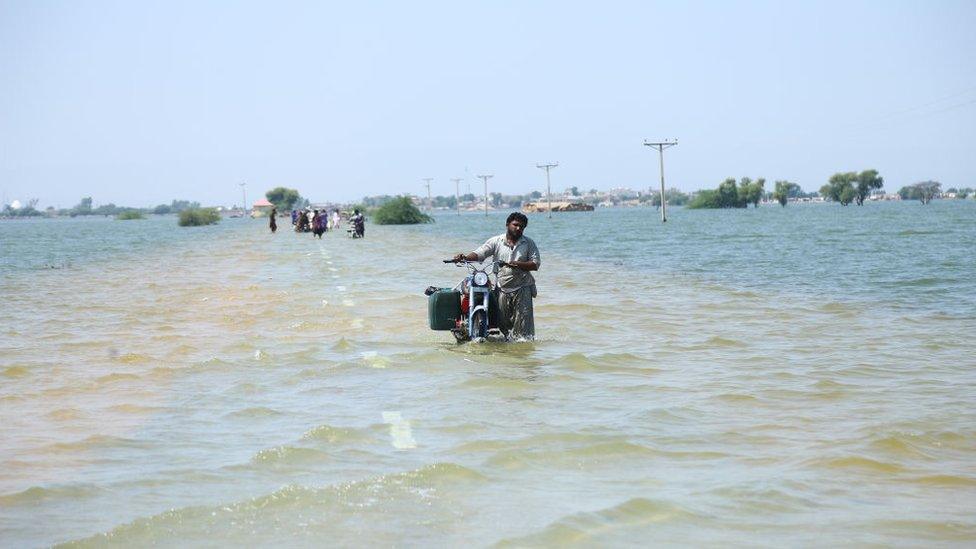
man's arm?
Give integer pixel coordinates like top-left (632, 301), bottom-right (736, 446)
top-left (454, 237), bottom-right (496, 263)
top-left (502, 260), bottom-right (538, 271)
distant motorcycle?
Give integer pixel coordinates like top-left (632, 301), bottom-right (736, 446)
top-left (426, 260), bottom-right (502, 343)
top-left (347, 215), bottom-right (365, 238)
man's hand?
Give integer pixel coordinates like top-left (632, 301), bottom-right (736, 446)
top-left (453, 253), bottom-right (466, 263)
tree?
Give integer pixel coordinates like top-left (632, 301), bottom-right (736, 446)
top-left (899, 181), bottom-right (941, 204)
top-left (649, 188), bottom-right (690, 207)
top-left (265, 187), bottom-right (301, 211)
top-left (717, 178), bottom-right (741, 208)
top-left (688, 177), bottom-right (766, 209)
top-left (169, 200), bottom-right (200, 213)
top-left (821, 172), bottom-right (857, 205)
top-left (772, 181), bottom-right (800, 206)
top-left (854, 169), bottom-right (884, 205)
top-left (687, 190), bottom-right (721, 209)
top-left (742, 177), bottom-right (765, 207)
top-left (568, 186), bottom-right (580, 196)
top-left (839, 185), bottom-right (856, 205)
top-left (72, 196), bottom-right (93, 216)
top-left (373, 196), bottom-right (433, 225)
top-left (529, 190), bottom-right (542, 199)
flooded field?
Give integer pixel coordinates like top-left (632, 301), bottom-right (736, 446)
top-left (1, 203), bottom-right (974, 546)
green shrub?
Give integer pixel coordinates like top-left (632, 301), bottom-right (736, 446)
top-left (178, 208), bottom-right (221, 227)
top-left (116, 210), bottom-right (145, 220)
top-left (686, 190), bottom-right (721, 209)
top-left (372, 196), bottom-right (433, 225)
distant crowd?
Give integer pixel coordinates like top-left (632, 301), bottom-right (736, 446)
top-left (268, 207), bottom-right (364, 238)
top-left (291, 208), bottom-right (342, 238)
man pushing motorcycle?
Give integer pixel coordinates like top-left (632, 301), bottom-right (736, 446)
top-left (452, 212), bottom-right (541, 341)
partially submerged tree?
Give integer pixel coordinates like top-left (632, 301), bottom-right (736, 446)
top-left (820, 172), bottom-right (857, 206)
top-left (772, 181), bottom-right (801, 206)
top-left (741, 177), bottom-right (765, 208)
top-left (71, 196), bottom-right (93, 216)
top-left (265, 187), bottom-right (301, 211)
top-left (687, 177), bottom-right (765, 209)
top-left (647, 188), bottom-right (690, 207)
top-left (854, 169), bottom-right (884, 205)
top-left (898, 181), bottom-right (941, 204)
top-left (821, 170), bottom-right (883, 205)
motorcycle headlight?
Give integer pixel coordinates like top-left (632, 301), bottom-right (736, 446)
top-left (473, 272), bottom-right (489, 286)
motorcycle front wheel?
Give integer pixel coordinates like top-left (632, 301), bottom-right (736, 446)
top-left (470, 310), bottom-right (487, 341)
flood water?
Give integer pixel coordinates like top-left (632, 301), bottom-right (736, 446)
top-left (1, 202), bottom-right (975, 547)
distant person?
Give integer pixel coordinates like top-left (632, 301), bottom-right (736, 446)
top-left (269, 207), bottom-right (277, 233)
top-left (312, 209), bottom-right (326, 238)
top-left (331, 209), bottom-right (341, 230)
top-left (291, 209), bottom-right (299, 227)
top-left (350, 209), bottom-right (365, 238)
top-left (452, 212), bottom-right (540, 340)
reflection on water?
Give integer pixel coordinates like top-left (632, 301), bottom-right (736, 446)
top-left (1, 203), bottom-right (975, 547)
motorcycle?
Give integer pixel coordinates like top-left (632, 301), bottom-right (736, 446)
top-left (426, 259), bottom-right (503, 342)
top-left (347, 216), bottom-right (365, 238)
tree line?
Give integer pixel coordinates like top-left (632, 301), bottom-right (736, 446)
top-left (1, 197), bottom-right (204, 218)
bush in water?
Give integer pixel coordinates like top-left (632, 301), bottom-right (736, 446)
top-left (116, 210), bottom-right (145, 220)
top-left (373, 196), bottom-right (433, 225)
top-left (178, 208), bottom-right (220, 227)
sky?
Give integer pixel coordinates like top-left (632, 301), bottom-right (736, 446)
top-left (1, 0), bottom-right (974, 208)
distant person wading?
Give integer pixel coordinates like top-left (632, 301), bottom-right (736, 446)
top-left (269, 207), bottom-right (277, 233)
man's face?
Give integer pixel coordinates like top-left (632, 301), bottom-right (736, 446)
top-left (506, 219), bottom-right (525, 240)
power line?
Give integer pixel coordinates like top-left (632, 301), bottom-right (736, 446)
top-left (239, 182), bottom-right (247, 218)
top-left (477, 174), bottom-right (493, 217)
top-left (643, 139), bottom-right (678, 223)
top-left (450, 178), bottom-right (462, 215)
top-left (536, 163), bottom-right (558, 219)
top-left (422, 178), bottom-right (433, 211)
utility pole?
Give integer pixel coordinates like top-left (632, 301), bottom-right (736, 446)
top-left (643, 139), bottom-right (678, 222)
top-left (536, 162), bottom-right (558, 219)
top-left (477, 174), bottom-right (493, 217)
top-left (422, 178), bottom-right (433, 211)
top-left (450, 178), bottom-right (462, 215)
top-left (239, 182), bottom-right (247, 218)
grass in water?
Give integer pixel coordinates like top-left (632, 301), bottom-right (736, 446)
top-left (178, 208), bottom-right (220, 227)
top-left (116, 210), bottom-right (145, 220)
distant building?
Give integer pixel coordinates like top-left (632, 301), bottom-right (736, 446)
top-left (523, 201), bottom-right (594, 212)
top-left (252, 198), bottom-right (274, 217)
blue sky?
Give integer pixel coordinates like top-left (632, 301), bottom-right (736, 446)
top-left (2, 0), bottom-right (974, 208)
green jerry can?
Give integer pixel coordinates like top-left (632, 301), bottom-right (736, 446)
top-left (428, 288), bottom-right (460, 330)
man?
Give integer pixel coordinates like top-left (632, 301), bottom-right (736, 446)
top-left (453, 212), bottom-right (540, 340)
top-left (350, 209), bottom-right (365, 237)
top-left (311, 209), bottom-right (325, 238)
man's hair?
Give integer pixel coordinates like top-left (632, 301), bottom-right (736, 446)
top-left (506, 212), bottom-right (528, 226)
